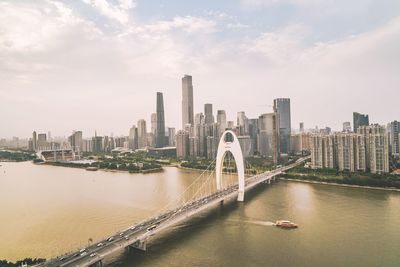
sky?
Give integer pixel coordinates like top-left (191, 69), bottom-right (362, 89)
top-left (1, 0), bottom-right (400, 139)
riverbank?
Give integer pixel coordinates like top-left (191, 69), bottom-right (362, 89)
top-left (42, 162), bottom-right (164, 174)
top-left (280, 177), bottom-right (400, 192)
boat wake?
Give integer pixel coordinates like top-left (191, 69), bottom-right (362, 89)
top-left (228, 219), bottom-right (275, 226)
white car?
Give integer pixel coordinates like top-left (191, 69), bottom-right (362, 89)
top-left (97, 243), bottom-right (103, 247)
top-left (90, 253), bottom-right (96, 257)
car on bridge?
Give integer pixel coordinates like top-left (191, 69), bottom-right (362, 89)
top-left (147, 225), bottom-right (157, 231)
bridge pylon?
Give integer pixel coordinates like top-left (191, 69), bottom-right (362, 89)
top-left (216, 130), bottom-right (245, 202)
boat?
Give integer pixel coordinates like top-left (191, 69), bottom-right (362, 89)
top-left (275, 220), bottom-right (298, 229)
top-left (86, 166), bottom-right (99, 171)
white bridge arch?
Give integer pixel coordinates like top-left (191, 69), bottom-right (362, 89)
top-left (216, 130), bottom-right (245, 202)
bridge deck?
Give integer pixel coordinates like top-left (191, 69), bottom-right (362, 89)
top-left (42, 157), bottom-right (309, 267)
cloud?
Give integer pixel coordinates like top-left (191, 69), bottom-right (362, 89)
top-left (81, 0), bottom-right (135, 24)
top-left (0, 0), bottom-right (399, 137)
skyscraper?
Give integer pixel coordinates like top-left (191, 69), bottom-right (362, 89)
top-left (353, 112), bottom-right (369, 132)
top-left (258, 113), bottom-right (279, 164)
top-left (168, 127), bottom-right (176, 146)
top-left (156, 92), bottom-right (165, 148)
top-left (299, 122), bottom-right (304, 133)
top-left (273, 98), bottom-right (291, 154)
top-left (129, 125), bottom-right (138, 150)
top-left (204, 103), bottom-right (214, 125)
top-left (32, 131), bottom-right (37, 151)
top-left (182, 75), bottom-right (194, 129)
top-left (137, 119), bottom-right (147, 149)
top-left (388, 121), bottom-right (400, 155)
top-left (151, 113), bottom-right (157, 135)
top-left (217, 110), bottom-right (227, 135)
top-left (176, 130), bottom-right (189, 159)
top-left (237, 111), bottom-right (248, 136)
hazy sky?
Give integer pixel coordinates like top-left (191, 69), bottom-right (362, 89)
top-left (1, 0), bottom-right (400, 138)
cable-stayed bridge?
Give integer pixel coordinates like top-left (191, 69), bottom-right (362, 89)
top-left (41, 131), bottom-right (310, 267)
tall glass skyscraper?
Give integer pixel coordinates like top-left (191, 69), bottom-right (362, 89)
top-left (156, 92), bottom-right (165, 148)
top-left (182, 75), bottom-right (194, 129)
top-left (273, 98), bottom-right (291, 154)
top-left (204, 103), bottom-right (214, 125)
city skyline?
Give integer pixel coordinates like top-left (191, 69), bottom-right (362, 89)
top-left (1, 0), bottom-right (400, 138)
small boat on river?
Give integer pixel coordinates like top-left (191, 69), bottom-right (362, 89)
top-left (86, 166), bottom-right (99, 171)
top-left (275, 220), bottom-right (298, 229)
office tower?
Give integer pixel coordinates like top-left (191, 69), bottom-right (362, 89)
top-left (195, 113), bottom-right (205, 125)
top-left (353, 112), bottom-right (369, 132)
top-left (47, 131), bottom-right (52, 141)
top-left (156, 92), bottom-right (165, 148)
top-left (182, 74), bottom-right (194, 129)
top-left (343, 122), bottom-right (351, 132)
top-left (168, 127), bottom-right (176, 146)
top-left (248, 118), bottom-right (258, 155)
top-left (68, 131), bottom-right (83, 152)
top-left (227, 121), bottom-right (235, 129)
top-left (137, 119), bottom-right (147, 149)
top-left (238, 136), bottom-right (253, 158)
top-left (37, 133), bottom-right (47, 150)
top-left (217, 110), bottom-right (227, 135)
top-left (206, 136), bottom-right (219, 159)
top-left (388, 121), bottom-right (400, 155)
top-left (176, 130), bottom-right (190, 159)
top-left (92, 134), bottom-right (104, 153)
top-left (273, 98), bottom-right (291, 154)
top-left (32, 131), bottom-right (37, 151)
top-left (204, 103), bottom-right (214, 125)
top-left (237, 111), bottom-right (248, 136)
top-left (151, 113), bottom-right (157, 135)
top-left (129, 125), bottom-right (138, 150)
top-left (258, 113), bottom-right (279, 164)
top-left (299, 122), bottom-right (304, 133)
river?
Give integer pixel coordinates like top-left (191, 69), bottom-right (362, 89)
top-left (0, 161), bottom-right (399, 266)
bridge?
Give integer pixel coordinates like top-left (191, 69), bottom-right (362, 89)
top-left (41, 131), bottom-right (310, 267)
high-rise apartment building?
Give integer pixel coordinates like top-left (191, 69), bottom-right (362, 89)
top-left (156, 92), bottom-right (165, 148)
top-left (357, 125), bottom-right (389, 174)
top-left (182, 75), bottom-right (194, 129)
top-left (353, 112), bottom-right (369, 132)
top-left (273, 98), bottom-right (291, 154)
top-left (311, 126), bottom-right (388, 174)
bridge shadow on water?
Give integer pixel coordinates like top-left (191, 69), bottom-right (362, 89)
top-left (110, 182), bottom-right (274, 267)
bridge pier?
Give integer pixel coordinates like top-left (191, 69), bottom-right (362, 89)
top-left (128, 240), bottom-right (147, 253)
top-left (89, 260), bottom-right (103, 267)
